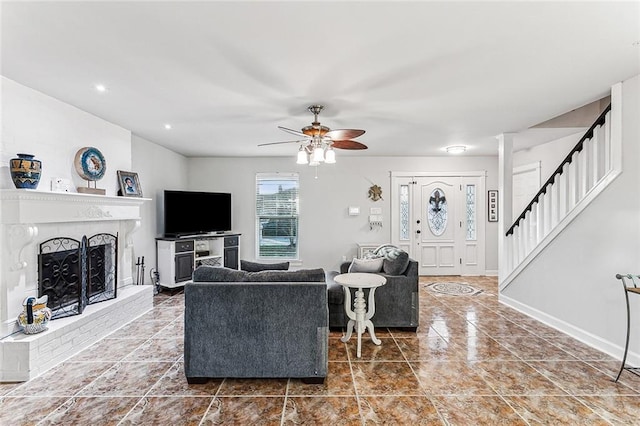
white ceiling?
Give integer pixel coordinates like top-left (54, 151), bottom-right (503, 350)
top-left (2, 1), bottom-right (639, 158)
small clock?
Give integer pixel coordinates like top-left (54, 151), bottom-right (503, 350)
top-left (74, 147), bottom-right (106, 181)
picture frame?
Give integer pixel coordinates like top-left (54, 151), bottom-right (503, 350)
top-left (488, 190), bottom-right (498, 222)
top-left (117, 170), bottom-right (142, 197)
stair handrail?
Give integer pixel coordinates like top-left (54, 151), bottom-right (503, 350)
top-left (506, 103), bottom-right (612, 237)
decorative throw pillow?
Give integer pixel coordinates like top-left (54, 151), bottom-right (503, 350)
top-left (383, 249), bottom-right (410, 275)
top-left (240, 260), bottom-right (290, 272)
top-left (348, 257), bottom-right (384, 273)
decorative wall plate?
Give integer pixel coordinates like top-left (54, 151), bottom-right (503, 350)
top-left (74, 147), bottom-right (106, 181)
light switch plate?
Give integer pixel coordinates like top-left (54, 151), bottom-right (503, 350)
top-left (348, 206), bottom-right (360, 216)
top-left (370, 207), bottom-right (382, 215)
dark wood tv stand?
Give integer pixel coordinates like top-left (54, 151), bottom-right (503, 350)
top-left (155, 232), bottom-right (240, 290)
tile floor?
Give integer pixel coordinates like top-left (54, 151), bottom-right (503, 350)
top-left (2, 276), bottom-right (640, 425)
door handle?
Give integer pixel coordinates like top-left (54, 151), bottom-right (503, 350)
top-left (416, 230), bottom-right (421, 234)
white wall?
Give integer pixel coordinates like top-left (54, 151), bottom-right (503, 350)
top-left (513, 131), bottom-right (583, 185)
top-left (131, 134), bottom-right (189, 278)
top-left (188, 155), bottom-right (499, 273)
top-left (0, 77), bottom-right (131, 193)
top-left (503, 74), bottom-right (640, 361)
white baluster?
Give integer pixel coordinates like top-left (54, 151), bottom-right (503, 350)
top-left (543, 185), bottom-right (552, 237)
top-left (550, 179), bottom-right (559, 228)
top-left (578, 146), bottom-right (589, 201)
top-left (529, 202), bottom-right (538, 249)
top-left (604, 111), bottom-right (611, 174)
top-left (537, 196), bottom-right (545, 242)
top-left (558, 163), bottom-right (569, 221)
top-left (569, 151), bottom-right (580, 209)
top-left (505, 234), bottom-right (513, 274)
top-left (515, 223), bottom-right (523, 265)
top-left (591, 126), bottom-right (600, 186)
top-left (522, 210), bottom-right (530, 256)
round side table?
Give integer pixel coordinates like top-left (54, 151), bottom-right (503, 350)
top-left (334, 272), bottom-right (387, 358)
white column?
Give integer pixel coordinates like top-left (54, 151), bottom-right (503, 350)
top-left (497, 133), bottom-right (514, 282)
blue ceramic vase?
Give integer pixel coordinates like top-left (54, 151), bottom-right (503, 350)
top-left (10, 153), bottom-right (42, 189)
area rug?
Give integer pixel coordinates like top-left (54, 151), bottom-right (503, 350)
top-left (425, 281), bottom-right (483, 296)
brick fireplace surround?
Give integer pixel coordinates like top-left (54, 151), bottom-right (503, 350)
top-left (0, 190), bottom-right (153, 381)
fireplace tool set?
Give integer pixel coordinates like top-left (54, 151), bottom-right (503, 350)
top-left (135, 256), bottom-right (145, 286)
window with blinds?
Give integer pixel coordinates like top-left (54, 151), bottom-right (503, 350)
top-left (256, 173), bottom-right (299, 259)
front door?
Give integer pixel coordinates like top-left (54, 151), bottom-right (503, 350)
top-left (416, 178), bottom-right (460, 275)
top-left (391, 173), bottom-right (485, 276)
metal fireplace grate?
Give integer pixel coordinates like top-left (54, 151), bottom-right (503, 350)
top-left (38, 233), bottom-right (118, 320)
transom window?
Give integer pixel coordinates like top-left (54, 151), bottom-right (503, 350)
top-left (255, 173), bottom-right (299, 259)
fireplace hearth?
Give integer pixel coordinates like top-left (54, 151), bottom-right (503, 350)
top-left (39, 233), bottom-right (118, 319)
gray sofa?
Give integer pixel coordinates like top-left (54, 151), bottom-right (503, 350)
top-left (184, 266), bottom-right (328, 384)
top-left (327, 259), bottom-right (419, 331)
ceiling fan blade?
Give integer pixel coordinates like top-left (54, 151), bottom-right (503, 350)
top-left (331, 140), bottom-right (368, 150)
top-left (325, 129), bottom-right (365, 140)
top-left (258, 140), bottom-right (305, 147)
top-left (278, 126), bottom-right (309, 138)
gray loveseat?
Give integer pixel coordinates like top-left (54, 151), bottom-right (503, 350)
top-left (184, 266), bottom-right (328, 384)
top-left (327, 259), bottom-right (419, 331)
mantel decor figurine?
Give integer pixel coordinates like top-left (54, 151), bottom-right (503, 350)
top-left (74, 146), bottom-right (106, 195)
top-left (10, 153), bottom-right (42, 189)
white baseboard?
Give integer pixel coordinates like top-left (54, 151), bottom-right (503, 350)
top-left (485, 269), bottom-right (498, 276)
top-left (500, 293), bottom-right (638, 366)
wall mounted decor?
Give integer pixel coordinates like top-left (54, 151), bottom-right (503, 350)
top-left (368, 184), bottom-right (383, 201)
top-left (488, 190), bottom-right (498, 222)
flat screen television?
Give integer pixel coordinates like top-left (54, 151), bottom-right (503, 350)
top-left (163, 190), bottom-right (231, 237)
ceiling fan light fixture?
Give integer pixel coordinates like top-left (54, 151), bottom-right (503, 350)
top-left (312, 146), bottom-right (325, 163)
top-left (445, 145), bottom-right (467, 154)
top-left (324, 147), bottom-right (336, 164)
top-left (296, 146), bottom-right (308, 164)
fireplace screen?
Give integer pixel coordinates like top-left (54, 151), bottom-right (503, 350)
top-left (38, 233), bottom-right (118, 320)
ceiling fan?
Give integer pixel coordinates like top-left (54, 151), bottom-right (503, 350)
top-left (258, 105), bottom-right (367, 165)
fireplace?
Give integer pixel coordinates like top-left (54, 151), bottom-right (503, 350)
top-left (0, 190), bottom-right (152, 381)
top-left (39, 233), bottom-right (118, 319)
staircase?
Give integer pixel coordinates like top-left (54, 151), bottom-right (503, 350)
top-left (501, 87), bottom-right (622, 290)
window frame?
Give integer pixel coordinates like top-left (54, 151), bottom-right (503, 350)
top-left (255, 172), bottom-right (300, 260)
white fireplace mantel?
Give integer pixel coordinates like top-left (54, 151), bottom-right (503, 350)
top-left (0, 189), bottom-right (150, 225)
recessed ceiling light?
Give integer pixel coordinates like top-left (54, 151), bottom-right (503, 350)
top-left (95, 84), bottom-right (107, 93)
top-left (445, 145), bottom-right (467, 154)
top-left (164, 124), bottom-right (172, 130)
